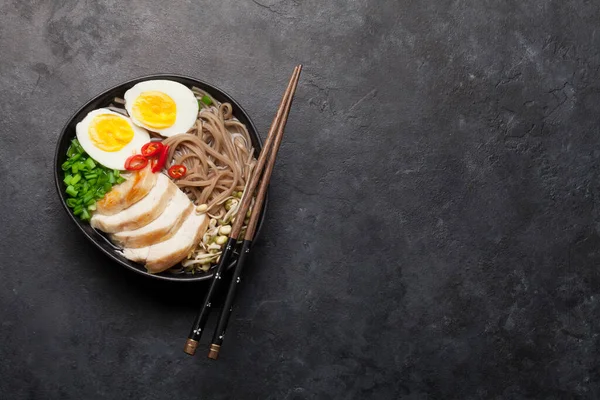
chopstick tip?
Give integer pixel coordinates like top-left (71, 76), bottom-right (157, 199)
top-left (207, 344), bottom-right (221, 360)
top-left (183, 339), bottom-right (199, 356)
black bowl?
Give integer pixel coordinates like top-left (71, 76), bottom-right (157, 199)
top-left (54, 74), bottom-right (266, 282)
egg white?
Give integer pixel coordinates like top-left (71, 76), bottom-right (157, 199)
top-left (76, 109), bottom-right (151, 170)
top-left (123, 80), bottom-right (199, 137)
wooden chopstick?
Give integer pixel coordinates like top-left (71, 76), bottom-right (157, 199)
top-left (184, 65), bottom-right (302, 356)
top-left (229, 66), bottom-right (302, 240)
top-left (207, 65), bottom-right (302, 360)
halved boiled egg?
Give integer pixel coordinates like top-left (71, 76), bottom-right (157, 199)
top-left (76, 109), bottom-right (151, 170)
top-left (123, 80), bottom-right (199, 137)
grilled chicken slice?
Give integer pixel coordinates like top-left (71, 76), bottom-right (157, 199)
top-left (121, 211), bottom-right (208, 273)
top-left (96, 165), bottom-right (157, 216)
top-left (110, 189), bottom-right (194, 248)
top-left (91, 174), bottom-right (176, 233)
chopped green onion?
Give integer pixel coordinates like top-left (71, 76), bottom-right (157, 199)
top-left (62, 139), bottom-right (123, 222)
top-left (66, 185), bottom-right (78, 197)
top-left (82, 192), bottom-right (94, 204)
top-left (66, 198), bottom-right (78, 208)
top-left (85, 158), bottom-right (96, 170)
top-left (201, 95), bottom-right (212, 106)
top-left (67, 140), bottom-right (83, 157)
top-left (70, 174), bottom-right (82, 185)
top-left (71, 139), bottom-right (84, 154)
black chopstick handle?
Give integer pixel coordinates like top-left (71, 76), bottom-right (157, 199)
top-left (184, 237), bottom-right (237, 355)
top-left (207, 239), bottom-right (253, 360)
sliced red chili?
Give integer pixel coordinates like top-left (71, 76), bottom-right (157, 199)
top-left (151, 144), bottom-right (170, 173)
top-left (124, 154), bottom-right (148, 171)
top-left (168, 164), bottom-right (187, 179)
top-left (141, 141), bottom-right (164, 158)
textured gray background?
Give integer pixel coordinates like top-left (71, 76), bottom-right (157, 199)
top-left (1, 0), bottom-right (600, 399)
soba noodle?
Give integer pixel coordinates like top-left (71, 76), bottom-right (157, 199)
top-left (163, 88), bottom-right (257, 272)
top-left (163, 96), bottom-right (255, 217)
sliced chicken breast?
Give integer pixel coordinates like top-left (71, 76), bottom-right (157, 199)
top-left (110, 189), bottom-right (194, 248)
top-left (121, 211), bottom-right (208, 273)
top-left (91, 174), bottom-right (176, 233)
top-left (96, 165), bottom-right (157, 216)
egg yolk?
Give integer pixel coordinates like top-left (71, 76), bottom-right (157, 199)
top-left (131, 91), bottom-right (177, 129)
top-left (88, 114), bottom-right (134, 152)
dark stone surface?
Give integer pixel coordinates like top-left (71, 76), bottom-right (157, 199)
top-left (1, 1), bottom-right (600, 399)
